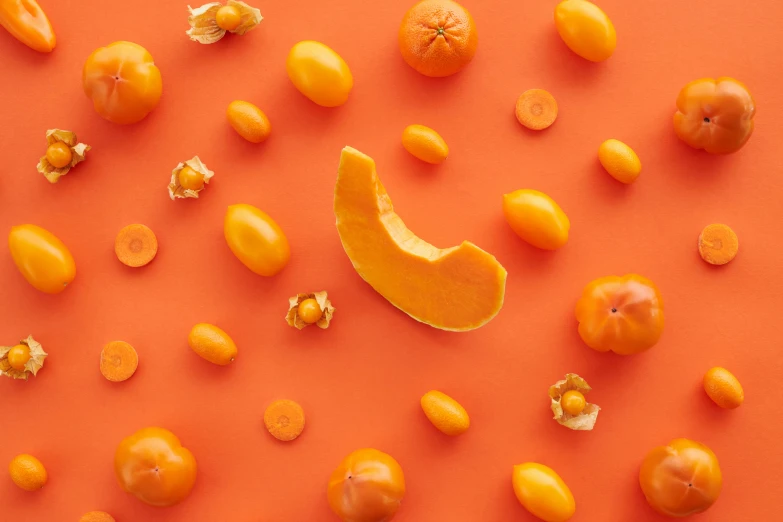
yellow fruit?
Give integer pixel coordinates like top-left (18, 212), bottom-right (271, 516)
top-left (703, 367), bottom-right (744, 409)
top-left (402, 125), bottom-right (449, 164)
top-left (513, 463), bottom-right (575, 522)
top-left (598, 139), bottom-right (641, 184)
top-left (79, 512), bottom-right (116, 522)
top-left (420, 390), bottom-right (470, 436)
top-left (9, 454), bottom-right (47, 491)
top-left (188, 323), bottom-right (238, 365)
top-left (226, 100), bottom-right (271, 143)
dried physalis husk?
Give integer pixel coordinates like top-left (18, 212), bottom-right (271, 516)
top-left (186, 1), bottom-right (263, 44)
top-left (36, 129), bottom-right (90, 183)
top-left (549, 373), bottom-right (600, 431)
top-left (168, 156), bottom-right (214, 199)
top-left (0, 335), bottom-right (48, 381)
top-left (286, 291), bottom-right (335, 330)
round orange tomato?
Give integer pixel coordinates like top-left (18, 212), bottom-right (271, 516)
top-left (83, 41), bottom-right (162, 124)
top-left (640, 439), bottom-right (722, 517)
top-left (8, 224), bottom-right (75, 294)
top-left (674, 77), bottom-right (755, 154)
top-left (575, 274), bottom-right (664, 355)
top-left (286, 40), bottom-right (353, 107)
top-left (114, 427), bottom-right (197, 507)
top-left (224, 204), bottom-right (290, 276)
top-left (327, 448), bottom-right (406, 522)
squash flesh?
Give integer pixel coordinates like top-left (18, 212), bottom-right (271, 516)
top-left (335, 147), bottom-right (507, 331)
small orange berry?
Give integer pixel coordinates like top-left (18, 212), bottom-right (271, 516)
top-left (216, 5), bottom-right (242, 31)
top-left (703, 367), bottom-right (744, 409)
top-left (297, 298), bottom-right (323, 324)
top-left (226, 100), bottom-right (271, 144)
top-left (45, 142), bottom-right (73, 168)
top-left (420, 390), bottom-right (470, 436)
top-left (7, 344), bottom-right (31, 371)
top-left (561, 390), bottom-right (586, 415)
top-left (9, 454), bottom-right (47, 491)
top-left (178, 166), bottom-right (205, 191)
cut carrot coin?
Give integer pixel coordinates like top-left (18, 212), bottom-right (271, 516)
top-left (698, 224), bottom-right (738, 265)
top-left (264, 399), bottom-right (305, 442)
top-left (100, 341), bottom-right (139, 382)
top-left (79, 512), bottom-right (116, 522)
top-left (115, 224), bottom-right (158, 268)
top-left (515, 89), bottom-right (558, 130)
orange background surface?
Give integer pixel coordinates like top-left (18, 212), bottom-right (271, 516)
top-left (1, 0), bottom-right (782, 520)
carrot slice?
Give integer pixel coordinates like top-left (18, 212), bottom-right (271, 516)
top-left (100, 341), bottom-right (139, 382)
top-left (115, 224), bottom-right (158, 267)
top-left (264, 399), bottom-right (305, 441)
top-left (515, 89), bottom-right (558, 130)
top-left (698, 224), bottom-right (738, 265)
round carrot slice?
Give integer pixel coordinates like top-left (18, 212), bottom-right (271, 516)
top-left (115, 224), bottom-right (158, 267)
top-left (264, 399), bottom-right (305, 441)
top-left (515, 89), bottom-right (558, 130)
top-left (100, 341), bottom-right (139, 382)
top-left (698, 224), bottom-right (738, 265)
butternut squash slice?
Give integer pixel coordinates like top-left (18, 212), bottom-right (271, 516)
top-left (334, 147), bottom-right (507, 331)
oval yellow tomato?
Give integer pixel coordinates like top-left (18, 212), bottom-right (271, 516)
top-left (115, 427), bottom-right (197, 507)
top-left (554, 0), bottom-right (616, 62)
top-left (286, 41), bottom-right (353, 107)
top-left (224, 204), bottom-right (290, 276)
top-left (9, 224), bottom-right (75, 294)
top-left (83, 41), bottom-right (162, 124)
top-left (512, 463), bottom-right (575, 522)
top-left (503, 189), bottom-right (570, 250)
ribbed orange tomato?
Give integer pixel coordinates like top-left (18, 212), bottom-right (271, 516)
top-left (673, 77), bottom-right (755, 154)
top-left (575, 274), bottom-right (664, 354)
top-left (114, 427), bottom-right (197, 507)
top-left (83, 41), bottom-right (162, 124)
top-left (327, 448), bottom-right (406, 522)
top-left (639, 439), bottom-right (722, 517)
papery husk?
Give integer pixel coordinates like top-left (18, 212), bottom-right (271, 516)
top-left (186, 1), bottom-right (263, 44)
top-left (549, 373), bottom-right (600, 431)
top-left (286, 291), bottom-right (335, 330)
top-left (0, 335), bottom-right (48, 380)
top-left (36, 129), bottom-right (90, 183)
top-left (168, 156), bottom-right (214, 199)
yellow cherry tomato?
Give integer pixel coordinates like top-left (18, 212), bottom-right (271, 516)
top-left (45, 142), bottom-right (73, 168)
top-left (7, 344), bottom-right (31, 371)
top-left (9, 224), bottom-right (76, 293)
top-left (503, 189), bottom-right (570, 250)
top-left (224, 204), bottom-right (290, 277)
top-left (286, 40), bottom-right (353, 107)
top-left (513, 463), bottom-right (575, 522)
top-left (297, 298), bottom-right (323, 324)
top-left (561, 390), bottom-right (586, 416)
top-left (554, 0), bottom-right (616, 62)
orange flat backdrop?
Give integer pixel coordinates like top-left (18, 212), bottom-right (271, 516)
top-left (1, 0), bottom-right (782, 520)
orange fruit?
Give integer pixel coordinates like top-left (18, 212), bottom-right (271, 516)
top-left (703, 367), bottom-right (744, 409)
top-left (9, 454), bottom-right (47, 491)
top-left (226, 100), bottom-right (271, 143)
top-left (420, 390), bottom-right (470, 435)
top-left (598, 139), bottom-right (642, 184)
top-left (188, 323), bottom-right (238, 365)
top-left (398, 0), bottom-right (478, 77)
top-left (402, 124), bottom-right (449, 164)
top-left (79, 512), bottom-right (116, 522)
